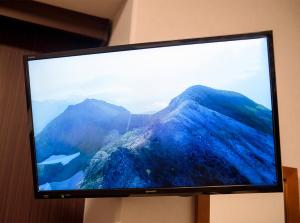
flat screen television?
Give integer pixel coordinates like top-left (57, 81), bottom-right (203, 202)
top-left (24, 31), bottom-right (282, 199)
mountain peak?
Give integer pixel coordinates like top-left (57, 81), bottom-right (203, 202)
top-left (67, 98), bottom-right (129, 114)
top-left (175, 85), bottom-right (245, 102)
top-left (83, 98), bottom-right (102, 103)
top-left (167, 85), bottom-right (272, 134)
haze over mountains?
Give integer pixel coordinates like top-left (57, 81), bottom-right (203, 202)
top-left (36, 85), bottom-right (276, 190)
top-left (32, 100), bottom-right (71, 135)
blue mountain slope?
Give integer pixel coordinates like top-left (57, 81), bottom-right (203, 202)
top-left (36, 85), bottom-right (276, 190)
top-left (36, 99), bottom-right (131, 162)
top-left (35, 99), bottom-right (132, 184)
top-left (162, 85), bottom-right (273, 134)
top-left (81, 86), bottom-right (276, 189)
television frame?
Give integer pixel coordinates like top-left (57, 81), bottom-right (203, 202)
top-left (23, 30), bottom-right (283, 199)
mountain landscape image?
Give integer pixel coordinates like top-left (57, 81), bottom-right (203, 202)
top-left (36, 85), bottom-right (276, 191)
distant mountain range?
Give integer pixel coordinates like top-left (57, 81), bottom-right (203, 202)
top-left (35, 85), bottom-right (276, 189)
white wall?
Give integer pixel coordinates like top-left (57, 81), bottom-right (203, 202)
top-left (85, 0), bottom-right (300, 222)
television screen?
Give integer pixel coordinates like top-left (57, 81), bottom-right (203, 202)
top-left (24, 31), bottom-right (282, 198)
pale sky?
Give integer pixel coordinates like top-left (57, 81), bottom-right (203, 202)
top-left (28, 37), bottom-right (272, 114)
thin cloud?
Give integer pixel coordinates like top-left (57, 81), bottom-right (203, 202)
top-left (28, 37), bottom-right (271, 113)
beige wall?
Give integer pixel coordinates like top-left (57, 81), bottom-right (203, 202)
top-left (109, 0), bottom-right (134, 46)
top-left (84, 0), bottom-right (300, 222)
top-left (130, 0), bottom-right (299, 222)
top-left (120, 196), bottom-right (194, 223)
top-left (84, 198), bottom-right (122, 223)
top-left (210, 193), bottom-right (284, 223)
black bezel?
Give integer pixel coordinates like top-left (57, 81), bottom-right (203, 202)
top-left (23, 30), bottom-right (283, 199)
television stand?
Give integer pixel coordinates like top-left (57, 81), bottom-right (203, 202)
top-left (195, 195), bottom-right (210, 223)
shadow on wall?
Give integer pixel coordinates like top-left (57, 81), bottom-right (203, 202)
top-left (84, 198), bottom-right (122, 223)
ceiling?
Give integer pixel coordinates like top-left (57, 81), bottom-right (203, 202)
top-left (35, 0), bottom-right (126, 19)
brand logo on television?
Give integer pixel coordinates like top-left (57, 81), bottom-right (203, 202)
top-left (145, 190), bottom-right (157, 193)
